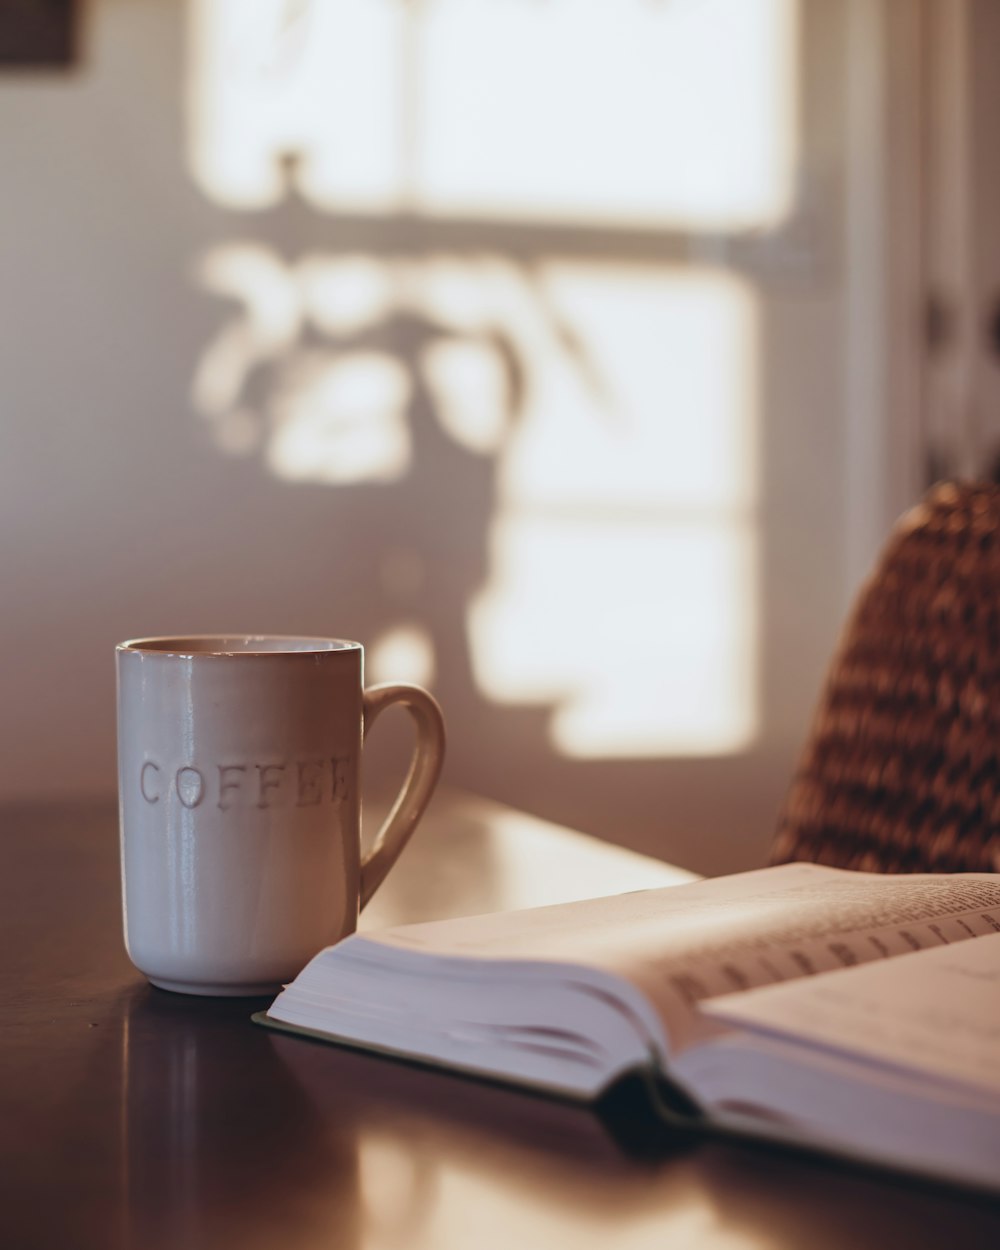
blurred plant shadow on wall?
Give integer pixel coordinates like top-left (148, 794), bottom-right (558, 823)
top-left (181, 0), bottom-right (802, 871)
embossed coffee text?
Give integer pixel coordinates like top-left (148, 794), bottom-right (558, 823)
top-left (139, 758), bottom-right (352, 810)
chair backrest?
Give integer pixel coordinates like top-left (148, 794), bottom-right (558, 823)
top-left (771, 481), bottom-right (1000, 874)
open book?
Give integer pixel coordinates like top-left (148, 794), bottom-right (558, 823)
top-left (256, 863), bottom-right (1000, 1192)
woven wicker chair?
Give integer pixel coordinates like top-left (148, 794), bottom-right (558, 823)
top-left (771, 481), bottom-right (1000, 874)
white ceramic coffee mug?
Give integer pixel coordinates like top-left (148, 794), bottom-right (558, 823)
top-left (116, 635), bottom-right (445, 996)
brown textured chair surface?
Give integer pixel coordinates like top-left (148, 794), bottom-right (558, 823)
top-left (771, 481), bottom-right (1000, 874)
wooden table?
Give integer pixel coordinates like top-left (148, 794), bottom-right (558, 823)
top-left (3, 792), bottom-right (998, 1249)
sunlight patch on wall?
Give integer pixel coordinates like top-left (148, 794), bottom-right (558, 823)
top-left (192, 248), bottom-right (411, 484)
top-left (186, 0), bottom-right (402, 210)
top-left (298, 253), bottom-right (396, 336)
top-left (187, 0), bottom-right (797, 229)
top-left (421, 339), bottom-right (509, 456)
top-left (190, 251), bottom-right (758, 756)
top-left (266, 351), bottom-right (411, 484)
top-left (192, 249), bottom-right (524, 483)
top-left (191, 243), bottom-right (300, 421)
top-left (471, 518), bottom-right (755, 757)
top-left (418, 0), bottom-right (797, 229)
top-left (468, 267), bottom-right (757, 757)
top-left (367, 624), bottom-right (437, 688)
top-left (186, 1), bottom-right (774, 759)
top-left (499, 266), bottom-right (755, 512)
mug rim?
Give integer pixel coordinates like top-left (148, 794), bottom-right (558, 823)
top-left (117, 635), bottom-right (362, 658)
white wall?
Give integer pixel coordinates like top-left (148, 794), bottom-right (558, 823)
top-left (0, 2), bottom-right (397, 793)
top-left (0, 1), bottom-right (874, 874)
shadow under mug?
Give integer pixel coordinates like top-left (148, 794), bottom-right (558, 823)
top-left (116, 635), bottom-right (445, 995)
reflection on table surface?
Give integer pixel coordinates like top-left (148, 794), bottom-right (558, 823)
top-left (2, 793), bottom-right (999, 1250)
top-left (361, 788), bottom-right (696, 929)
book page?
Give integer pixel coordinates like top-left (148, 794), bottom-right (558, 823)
top-left (703, 931), bottom-right (1000, 1100)
top-left (366, 864), bottom-right (1000, 1051)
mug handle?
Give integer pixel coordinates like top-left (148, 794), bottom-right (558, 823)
top-left (359, 683), bottom-right (446, 910)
